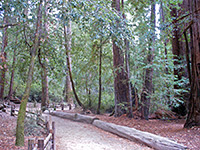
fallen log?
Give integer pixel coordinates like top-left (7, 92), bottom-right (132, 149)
top-left (74, 114), bottom-right (99, 124)
top-left (93, 120), bottom-right (187, 150)
top-left (50, 111), bottom-right (76, 120)
top-left (50, 112), bottom-right (99, 124)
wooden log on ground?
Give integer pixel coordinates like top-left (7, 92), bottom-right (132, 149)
top-left (50, 112), bottom-right (76, 120)
top-left (74, 114), bottom-right (99, 124)
top-left (50, 112), bottom-right (99, 124)
top-left (93, 120), bottom-right (187, 150)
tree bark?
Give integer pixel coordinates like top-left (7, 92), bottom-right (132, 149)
top-left (170, 7), bottom-right (183, 91)
top-left (97, 39), bottom-right (102, 114)
top-left (184, 0), bottom-right (200, 128)
top-left (112, 0), bottom-right (129, 117)
top-left (39, 0), bottom-right (50, 111)
top-left (43, 0), bottom-right (50, 107)
top-left (38, 53), bottom-right (49, 111)
top-left (141, 0), bottom-right (155, 120)
top-left (8, 42), bottom-right (16, 99)
top-left (0, 13), bottom-right (8, 100)
top-left (15, 0), bottom-right (42, 146)
top-left (122, 0), bottom-right (133, 118)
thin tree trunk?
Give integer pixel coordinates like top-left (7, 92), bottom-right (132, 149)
top-left (97, 39), bottom-right (102, 114)
top-left (43, 0), bottom-right (50, 107)
top-left (64, 18), bottom-right (84, 110)
top-left (39, 0), bottom-right (50, 111)
top-left (15, 0), bottom-right (42, 146)
top-left (183, 31), bottom-right (191, 84)
top-left (63, 0), bottom-right (73, 105)
top-left (125, 39), bottom-right (132, 118)
top-left (8, 44), bottom-right (16, 99)
top-left (41, 69), bottom-right (45, 109)
top-left (38, 49), bottom-right (46, 110)
top-left (43, 66), bottom-right (49, 105)
top-left (64, 55), bottom-right (73, 105)
top-left (141, 0), bottom-right (155, 120)
top-left (85, 74), bottom-right (91, 108)
top-left (122, 0), bottom-right (133, 118)
top-left (160, 1), bottom-right (168, 73)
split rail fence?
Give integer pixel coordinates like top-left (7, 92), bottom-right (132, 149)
top-left (28, 116), bottom-right (56, 150)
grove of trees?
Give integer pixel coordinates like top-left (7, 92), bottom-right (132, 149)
top-left (0, 0), bottom-right (200, 146)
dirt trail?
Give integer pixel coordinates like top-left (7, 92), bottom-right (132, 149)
top-left (47, 115), bottom-right (151, 150)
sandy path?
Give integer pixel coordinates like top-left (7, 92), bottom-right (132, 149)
top-left (47, 115), bottom-right (151, 150)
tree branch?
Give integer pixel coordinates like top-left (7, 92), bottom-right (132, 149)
top-left (0, 22), bottom-right (20, 28)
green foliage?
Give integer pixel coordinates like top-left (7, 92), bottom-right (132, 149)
top-left (1, 0), bottom-right (189, 115)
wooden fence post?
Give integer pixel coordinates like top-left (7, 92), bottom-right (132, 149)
top-left (52, 121), bottom-right (56, 150)
top-left (45, 116), bottom-right (50, 134)
top-left (11, 105), bottom-right (15, 116)
top-left (61, 104), bottom-right (64, 110)
top-left (38, 138), bottom-right (44, 150)
top-left (28, 138), bottom-right (34, 150)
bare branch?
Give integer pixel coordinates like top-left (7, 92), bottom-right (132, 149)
top-left (0, 22), bottom-right (20, 28)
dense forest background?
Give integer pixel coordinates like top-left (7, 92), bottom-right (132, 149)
top-left (0, 1), bottom-right (200, 144)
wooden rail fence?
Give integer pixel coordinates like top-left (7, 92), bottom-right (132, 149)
top-left (28, 118), bottom-right (55, 150)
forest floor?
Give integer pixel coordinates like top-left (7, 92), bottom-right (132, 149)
top-left (0, 103), bottom-right (200, 150)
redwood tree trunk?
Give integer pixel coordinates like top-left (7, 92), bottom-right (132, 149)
top-left (170, 7), bottom-right (183, 90)
top-left (112, 0), bottom-right (129, 117)
top-left (184, 0), bottom-right (200, 128)
top-left (0, 14), bottom-right (8, 100)
top-left (141, 0), bottom-right (155, 120)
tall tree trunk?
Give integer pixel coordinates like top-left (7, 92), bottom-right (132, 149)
top-left (63, 14), bottom-right (84, 109)
top-left (38, 52), bottom-right (49, 111)
top-left (170, 7), bottom-right (183, 91)
top-left (63, 0), bottom-right (73, 106)
top-left (64, 69), bottom-right (73, 104)
top-left (0, 13), bottom-right (8, 100)
top-left (141, 0), bottom-right (155, 120)
top-left (125, 39), bottom-right (132, 117)
top-left (184, 0), bottom-right (200, 128)
top-left (43, 0), bottom-right (50, 107)
top-left (15, 0), bottom-right (42, 146)
top-left (39, 0), bottom-right (50, 110)
top-left (112, 0), bottom-right (129, 117)
top-left (85, 74), bottom-right (91, 108)
top-left (122, 0), bottom-right (133, 118)
top-left (97, 39), bottom-right (102, 114)
top-left (160, 1), bottom-right (168, 73)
